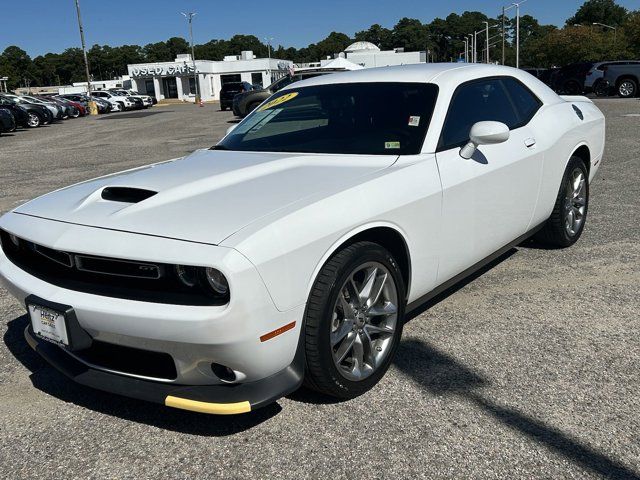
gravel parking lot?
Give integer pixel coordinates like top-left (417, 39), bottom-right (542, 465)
top-left (0, 100), bottom-right (639, 479)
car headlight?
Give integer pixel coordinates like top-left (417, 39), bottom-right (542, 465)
top-left (174, 265), bottom-right (230, 301)
top-left (204, 267), bottom-right (229, 295)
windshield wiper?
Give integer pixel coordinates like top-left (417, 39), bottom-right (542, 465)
top-left (210, 145), bottom-right (229, 150)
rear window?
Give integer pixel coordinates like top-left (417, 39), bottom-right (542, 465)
top-left (222, 83), bottom-right (243, 91)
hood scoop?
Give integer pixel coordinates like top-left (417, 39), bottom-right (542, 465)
top-left (101, 187), bottom-right (157, 203)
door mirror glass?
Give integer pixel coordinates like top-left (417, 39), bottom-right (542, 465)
top-left (460, 121), bottom-right (510, 159)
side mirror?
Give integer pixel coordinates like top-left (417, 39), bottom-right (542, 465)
top-left (225, 124), bottom-right (238, 136)
top-left (460, 121), bottom-right (510, 159)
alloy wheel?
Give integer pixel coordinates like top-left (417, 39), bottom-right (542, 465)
top-left (27, 113), bottom-right (40, 128)
top-left (619, 81), bottom-right (635, 97)
top-left (564, 168), bottom-right (587, 237)
top-left (330, 262), bottom-right (398, 381)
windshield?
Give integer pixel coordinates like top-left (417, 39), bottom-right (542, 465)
top-left (217, 82), bottom-right (438, 155)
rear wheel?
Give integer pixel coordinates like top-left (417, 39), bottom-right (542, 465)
top-left (27, 112), bottom-right (41, 128)
top-left (304, 241), bottom-right (405, 399)
top-left (618, 79), bottom-right (637, 98)
top-left (534, 156), bottom-right (589, 248)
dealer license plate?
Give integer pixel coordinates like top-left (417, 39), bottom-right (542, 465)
top-left (28, 304), bottom-right (69, 347)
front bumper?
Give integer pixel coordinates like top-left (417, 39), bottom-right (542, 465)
top-left (0, 213), bottom-right (305, 409)
top-left (25, 325), bottom-right (304, 414)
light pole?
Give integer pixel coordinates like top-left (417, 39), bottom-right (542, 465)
top-left (264, 37), bottom-right (273, 83)
top-left (463, 38), bottom-right (469, 62)
top-left (181, 12), bottom-right (199, 103)
top-left (482, 23), bottom-right (500, 63)
top-left (74, 0), bottom-right (97, 115)
top-left (593, 22), bottom-right (617, 45)
top-left (467, 34), bottom-right (473, 63)
top-left (512, 0), bottom-right (527, 69)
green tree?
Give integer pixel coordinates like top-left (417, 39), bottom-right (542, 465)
top-left (354, 24), bottom-right (394, 50)
top-left (567, 0), bottom-right (629, 26)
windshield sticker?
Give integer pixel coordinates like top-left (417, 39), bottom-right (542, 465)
top-left (258, 92), bottom-right (299, 111)
top-left (408, 116), bottom-right (421, 127)
top-left (385, 141), bottom-right (401, 149)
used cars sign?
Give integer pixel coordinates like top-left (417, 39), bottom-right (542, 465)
top-left (130, 64), bottom-right (196, 77)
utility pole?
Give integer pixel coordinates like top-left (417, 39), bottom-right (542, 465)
top-left (512, 0), bottom-right (527, 69)
top-left (74, 0), bottom-right (97, 115)
top-left (474, 30), bottom-right (478, 63)
top-left (502, 6), bottom-right (506, 65)
top-left (181, 12), bottom-right (199, 104)
top-left (483, 22), bottom-right (490, 63)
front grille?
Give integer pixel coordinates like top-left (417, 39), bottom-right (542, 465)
top-left (74, 339), bottom-right (177, 380)
top-left (0, 230), bottom-right (222, 306)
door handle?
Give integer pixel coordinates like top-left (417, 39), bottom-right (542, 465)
top-left (524, 138), bottom-right (536, 148)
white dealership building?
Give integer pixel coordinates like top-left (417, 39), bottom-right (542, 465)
top-left (318, 41), bottom-right (426, 69)
top-left (126, 52), bottom-right (292, 102)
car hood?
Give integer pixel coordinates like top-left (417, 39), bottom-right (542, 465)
top-left (14, 149), bottom-right (396, 245)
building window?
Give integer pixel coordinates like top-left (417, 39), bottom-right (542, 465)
top-left (220, 74), bottom-right (241, 86)
top-left (251, 72), bottom-right (263, 87)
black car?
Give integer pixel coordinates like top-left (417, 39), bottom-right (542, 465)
top-left (0, 100), bottom-right (29, 128)
top-left (550, 62), bottom-right (594, 95)
top-left (0, 94), bottom-right (52, 127)
top-left (232, 70), bottom-right (342, 118)
top-left (219, 81), bottom-right (254, 111)
top-left (0, 109), bottom-right (16, 134)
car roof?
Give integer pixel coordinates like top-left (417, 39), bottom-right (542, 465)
top-left (285, 63), bottom-right (561, 105)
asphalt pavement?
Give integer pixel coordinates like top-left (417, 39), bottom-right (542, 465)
top-left (0, 100), bottom-right (638, 479)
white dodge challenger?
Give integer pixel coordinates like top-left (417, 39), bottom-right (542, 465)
top-left (0, 64), bottom-right (604, 415)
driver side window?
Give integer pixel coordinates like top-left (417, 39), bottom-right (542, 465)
top-left (438, 78), bottom-right (519, 151)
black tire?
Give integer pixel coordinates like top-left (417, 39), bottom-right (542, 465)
top-left (303, 241), bottom-right (406, 399)
top-left (534, 156), bottom-right (589, 248)
top-left (594, 80), bottom-right (609, 97)
top-left (220, 104), bottom-right (227, 111)
top-left (117, 101), bottom-right (125, 111)
top-left (617, 78), bottom-right (637, 98)
top-left (563, 79), bottom-right (581, 95)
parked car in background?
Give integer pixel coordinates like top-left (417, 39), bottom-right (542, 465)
top-left (59, 94), bottom-right (112, 114)
top-left (91, 90), bottom-right (133, 111)
top-left (42, 96), bottom-right (80, 118)
top-left (0, 99), bottom-right (30, 128)
top-left (0, 94), bottom-right (53, 127)
top-left (597, 63), bottom-right (640, 98)
top-left (550, 62), bottom-right (593, 95)
top-left (0, 108), bottom-right (16, 134)
top-left (585, 61), bottom-right (640, 94)
top-left (110, 89), bottom-right (153, 108)
top-left (219, 81), bottom-right (253, 111)
top-left (232, 69), bottom-right (343, 117)
top-left (15, 94), bottom-right (64, 120)
top-left (90, 96), bottom-right (115, 113)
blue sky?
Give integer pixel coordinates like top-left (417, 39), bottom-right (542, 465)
top-left (3, 0), bottom-right (639, 57)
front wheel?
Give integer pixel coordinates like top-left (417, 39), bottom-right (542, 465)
top-left (534, 156), bottom-right (589, 248)
top-left (303, 241), bottom-right (405, 399)
top-left (27, 112), bottom-right (41, 128)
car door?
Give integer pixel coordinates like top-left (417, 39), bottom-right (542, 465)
top-left (434, 77), bottom-right (544, 283)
